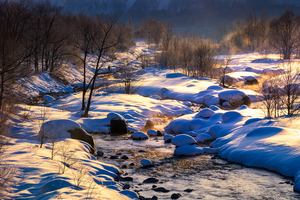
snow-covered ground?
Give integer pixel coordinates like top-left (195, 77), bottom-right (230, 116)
top-left (3, 40), bottom-right (300, 199)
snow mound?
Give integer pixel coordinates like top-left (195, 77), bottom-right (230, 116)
top-left (195, 133), bottom-right (213, 142)
top-left (207, 85), bottom-right (223, 90)
top-left (43, 95), bottom-right (55, 103)
top-left (40, 119), bottom-right (81, 137)
top-left (171, 134), bottom-right (197, 147)
top-left (218, 90), bottom-right (246, 101)
top-left (41, 179), bottom-right (73, 194)
top-left (195, 108), bottom-right (215, 118)
top-left (131, 132), bottom-right (149, 140)
top-left (167, 119), bottom-right (189, 134)
top-left (174, 144), bottom-right (202, 156)
top-left (147, 129), bottom-right (158, 136)
top-left (209, 105), bottom-right (219, 111)
top-left (222, 111), bottom-right (242, 122)
top-left (164, 134), bottom-right (173, 143)
top-left (166, 73), bottom-right (187, 78)
top-left (149, 94), bottom-right (162, 100)
top-left (245, 76), bottom-right (256, 81)
top-left (244, 118), bottom-right (263, 126)
top-left (141, 159), bottom-right (153, 167)
top-left (188, 119), bottom-right (204, 130)
top-left (246, 127), bottom-right (284, 137)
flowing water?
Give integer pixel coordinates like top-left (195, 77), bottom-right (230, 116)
top-left (94, 134), bottom-right (300, 200)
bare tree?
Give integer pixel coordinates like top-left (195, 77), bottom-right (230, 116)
top-left (269, 9), bottom-right (300, 60)
top-left (219, 55), bottom-right (233, 88)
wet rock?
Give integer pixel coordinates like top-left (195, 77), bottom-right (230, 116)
top-left (154, 187), bottom-right (170, 193)
top-left (171, 193), bottom-right (182, 199)
top-left (139, 150), bottom-right (146, 152)
top-left (131, 132), bottom-right (149, 140)
top-left (121, 155), bottom-right (129, 160)
top-left (184, 189), bottom-right (194, 193)
top-left (123, 184), bottom-right (130, 189)
top-left (129, 163), bottom-right (136, 166)
top-left (152, 185), bottom-right (157, 189)
top-left (110, 155), bottom-right (119, 159)
top-left (96, 150), bottom-right (104, 157)
top-left (121, 165), bottom-right (128, 169)
top-left (141, 159), bottom-right (153, 167)
top-left (157, 130), bottom-right (164, 136)
top-left (143, 178), bottom-right (159, 184)
top-left (122, 177), bottom-right (133, 181)
top-left (116, 153), bottom-right (122, 156)
top-left (144, 119), bottom-right (155, 130)
top-left (110, 119), bottom-right (127, 134)
top-left (151, 196), bottom-right (158, 200)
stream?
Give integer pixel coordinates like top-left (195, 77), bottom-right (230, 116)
top-left (94, 134), bottom-right (300, 200)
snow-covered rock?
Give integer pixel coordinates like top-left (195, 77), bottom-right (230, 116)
top-left (164, 134), bottom-right (173, 143)
top-left (43, 95), bottom-right (55, 103)
top-left (218, 90), bottom-right (246, 101)
top-left (174, 144), bottom-right (202, 156)
top-left (222, 111), bottom-right (242, 122)
top-left (195, 133), bottom-right (213, 143)
top-left (207, 85), bottom-right (223, 91)
top-left (167, 118), bottom-right (189, 134)
top-left (107, 113), bottom-right (125, 121)
top-left (171, 134), bottom-right (197, 147)
top-left (188, 119), bottom-right (204, 130)
top-left (209, 105), bottom-right (220, 111)
top-left (131, 132), bottom-right (149, 140)
top-left (166, 73), bottom-right (187, 78)
top-left (222, 101), bottom-right (231, 107)
top-left (141, 159), bottom-right (153, 167)
top-left (147, 129), bottom-right (158, 136)
top-left (195, 108), bottom-right (215, 118)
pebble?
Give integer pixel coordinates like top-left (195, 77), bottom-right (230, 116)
top-left (121, 155), bottom-right (129, 160)
top-left (110, 155), bottom-right (119, 159)
top-left (171, 193), bottom-right (182, 199)
top-left (184, 189), bottom-right (194, 193)
top-left (122, 177), bottom-right (133, 181)
top-left (96, 150), bottom-right (104, 157)
top-left (121, 165), bottom-right (128, 169)
top-left (129, 162), bottom-right (136, 166)
top-left (153, 187), bottom-right (170, 193)
top-left (143, 178), bottom-right (159, 184)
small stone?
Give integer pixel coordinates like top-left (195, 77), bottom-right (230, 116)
top-left (129, 163), bottom-right (136, 166)
top-left (151, 196), bottom-right (158, 200)
top-left (123, 184), bottom-right (130, 189)
top-left (110, 155), bottom-right (119, 159)
top-left (153, 187), bottom-right (170, 193)
top-left (96, 150), bottom-right (104, 157)
top-left (139, 150), bottom-right (146, 152)
top-left (122, 177), bottom-right (133, 181)
top-left (141, 159), bottom-right (153, 167)
top-left (116, 153), bottom-right (122, 156)
top-left (184, 189), bottom-right (194, 193)
top-left (143, 178), bottom-right (159, 184)
top-left (152, 185), bottom-right (157, 189)
top-left (121, 155), bottom-right (129, 160)
top-left (121, 165), bottom-right (128, 169)
top-left (171, 193), bottom-right (182, 199)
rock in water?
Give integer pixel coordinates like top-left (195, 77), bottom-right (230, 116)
top-left (171, 193), bottom-right (182, 199)
top-left (141, 159), bottom-right (153, 167)
top-left (131, 132), bottom-right (149, 140)
top-left (144, 119), bottom-right (155, 130)
top-left (110, 119), bottom-right (127, 134)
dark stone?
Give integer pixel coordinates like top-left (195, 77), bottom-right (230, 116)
top-left (157, 130), bottom-right (164, 136)
top-left (151, 196), bottom-right (158, 200)
top-left (242, 95), bottom-right (251, 107)
top-left (116, 153), bottom-right (122, 156)
top-left (121, 165), bottom-right (128, 169)
top-left (152, 185), bottom-right (157, 189)
top-left (114, 175), bottom-right (122, 182)
top-left (245, 78), bottom-right (259, 85)
top-left (165, 138), bottom-right (172, 143)
top-left (96, 150), bottom-right (104, 157)
top-left (121, 155), bottom-right (129, 160)
top-left (110, 119), bottom-right (127, 134)
top-left (129, 163), bottom-right (136, 166)
top-left (171, 193), bottom-right (182, 199)
top-left (110, 155), bottom-right (119, 159)
top-left (143, 178), bottom-right (159, 184)
top-left (144, 120), bottom-right (154, 130)
top-left (153, 187), bottom-right (170, 193)
top-left (67, 128), bottom-right (95, 153)
top-left (122, 177), bottom-right (133, 181)
top-left (139, 150), bottom-right (146, 152)
top-left (123, 184), bottom-right (130, 189)
top-left (184, 189), bottom-right (194, 193)
top-left (211, 155), bottom-right (220, 159)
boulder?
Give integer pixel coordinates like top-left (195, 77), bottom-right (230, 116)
top-left (141, 159), bottom-right (153, 167)
top-left (144, 120), bottom-right (155, 131)
top-left (110, 119), bottom-right (127, 134)
top-left (67, 128), bottom-right (95, 152)
top-left (147, 129), bottom-right (158, 136)
top-left (218, 90), bottom-right (251, 107)
top-left (164, 135), bottom-right (173, 143)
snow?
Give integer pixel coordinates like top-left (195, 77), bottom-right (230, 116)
top-left (174, 144), bottom-right (202, 156)
top-left (171, 134), bottom-right (197, 147)
top-left (218, 90), bottom-right (246, 101)
top-left (164, 134), bottom-right (173, 143)
top-left (165, 118), bottom-right (190, 134)
top-left (147, 129), bottom-right (158, 136)
top-left (43, 95), bottom-right (56, 103)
